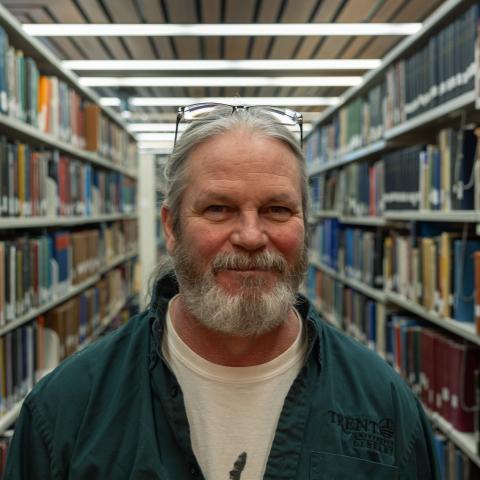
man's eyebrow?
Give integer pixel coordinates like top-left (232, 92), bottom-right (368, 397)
top-left (193, 191), bottom-right (300, 207)
top-left (192, 191), bottom-right (236, 206)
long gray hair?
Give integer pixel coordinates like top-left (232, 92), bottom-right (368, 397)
top-left (162, 105), bottom-right (309, 235)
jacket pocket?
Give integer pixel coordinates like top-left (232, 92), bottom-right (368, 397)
top-left (310, 451), bottom-right (398, 480)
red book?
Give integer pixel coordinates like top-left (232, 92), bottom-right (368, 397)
top-left (475, 251), bottom-right (480, 335)
top-left (420, 329), bottom-right (436, 410)
top-left (449, 343), bottom-right (480, 432)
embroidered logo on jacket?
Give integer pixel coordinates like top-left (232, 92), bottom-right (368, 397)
top-left (327, 410), bottom-right (394, 455)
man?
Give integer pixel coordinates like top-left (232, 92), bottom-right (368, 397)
top-left (5, 105), bottom-right (439, 479)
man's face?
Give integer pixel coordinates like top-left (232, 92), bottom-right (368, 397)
top-left (162, 129), bottom-right (307, 336)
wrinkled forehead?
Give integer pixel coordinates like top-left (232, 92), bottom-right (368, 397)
top-left (184, 130), bottom-right (302, 188)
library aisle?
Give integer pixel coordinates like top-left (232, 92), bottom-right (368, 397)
top-left (0, 0), bottom-right (478, 478)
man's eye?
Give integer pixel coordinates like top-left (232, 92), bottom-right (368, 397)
top-left (206, 205), bottom-right (227, 213)
top-left (266, 206), bottom-right (292, 219)
top-left (204, 205), bottom-right (231, 219)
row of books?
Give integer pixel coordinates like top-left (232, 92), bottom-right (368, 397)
top-left (434, 433), bottom-right (480, 479)
top-left (383, 128), bottom-right (477, 212)
top-left (0, 220), bottom-right (138, 326)
top-left (309, 159), bottom-right (384, 216)
top-left (308, 268), bottom-right (480, 436)
top-left (305, 90), bottom-right (384, 164)
top-left (308, 126), bottom-right (477, 215)
top-left (311, 221), bottom-right (384, 289)
top-left (304, 3), bottom-right (479, 164)
top-left (384, 230), bottom-right (480, 328)
top-left (0, 138), bottom-right (137, 217)
top-left (386, 3), bottom-right (478, 127)
top-left (0, 27), bottom-right (138, 169)
top-left (0, 261), bottom-right (137, 418)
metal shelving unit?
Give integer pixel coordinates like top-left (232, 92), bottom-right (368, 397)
top-left (309, 253), bottom-right (386, 303)
top-left (308, 139), bottom-right (387, 176)
top-left (0, 113), bottom-right (137, 179)
top-left (384, 90), bottom-right (477, 140)
top-left (0, 293), bottom-right (137, 434)
top-left (0, 249), bottom-right (138, 337)
top-left (426, 407), bottom-right (480, 468)
top-left (384, 210), bottom-right (479, 223)
top-left (0, 213), bottom-right (138, 229)
top-left (385, 290), bottom-right (480, 346)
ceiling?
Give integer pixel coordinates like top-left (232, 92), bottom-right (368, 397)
top-left (0, 0), bottom-right (445, 134)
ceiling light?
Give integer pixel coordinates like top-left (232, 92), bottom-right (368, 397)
top-left (136, 133), bottom-right (176, 141)
top-left (63, 59), bottom-right (381, 71)
top-left (23, 23), bottom-right (421, 37)
top-left (128, 123), bottom-right (183, 132)
top-left (81, 76), bottom-right (362, 87)
top-left (101, 96), bottom-right (339, 107)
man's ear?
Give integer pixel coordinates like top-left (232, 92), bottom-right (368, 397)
top-left (161, 205), bottom-right (176, 255)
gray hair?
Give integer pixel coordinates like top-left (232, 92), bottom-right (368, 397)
top-left (162, 106), bottom-right (309, 235)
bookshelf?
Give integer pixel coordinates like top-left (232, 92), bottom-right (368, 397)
top-left (305, 0), bottom-right (480, 469)
top-left (0, 291), bottom-right (136, 436)
top-left (310, 252), bottom-right (385, 302)
top-left (0, 0), bottom-right (140, 459)
top-left (0, 112), bottom-right (137, 178)
top-left (0, 213), bottom-right (137, 229)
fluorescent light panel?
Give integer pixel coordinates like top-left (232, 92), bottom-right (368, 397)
top-left (23, 23), bottom-right (421, 37)
top-left (137, 133), bottom-right (176, 141)
top-left (63, 59), bottom-right (382, 71)
top-left (81, 76), bottom-right (362, 87)
top-left (101, 96), bottom-right (340, 108)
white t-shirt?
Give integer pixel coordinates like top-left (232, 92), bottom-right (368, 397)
top-left (162, 298), bottom-right (307, 480)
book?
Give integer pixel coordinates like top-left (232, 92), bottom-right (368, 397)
top-left (453, 239), bottom-right (480, 323)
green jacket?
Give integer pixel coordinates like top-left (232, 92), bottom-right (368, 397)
top-left (5, 275), bottom-right (439, 479)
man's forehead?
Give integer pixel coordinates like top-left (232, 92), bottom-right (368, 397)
top-left (186, 131), bottom-right (300, 174)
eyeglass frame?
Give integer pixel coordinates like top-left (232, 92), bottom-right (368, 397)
top-left (174, 102), bottom-right (304, 148)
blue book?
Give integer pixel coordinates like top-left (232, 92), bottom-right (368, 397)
top-left (433, 434), bottom-right (446, 480)
top-left (453, 239), bottom-right (480, 322)
top-left (366, 300), bottom-right (376, 346)
top-left (51, 231), bottom-right (71, 291)
top-left (454, 448), bottom-right (464, 480)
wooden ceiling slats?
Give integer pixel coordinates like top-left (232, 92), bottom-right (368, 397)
top-left (270, 0), bottom-right (318, 60)
top-left (360, 0), bottom-right (441, 58)
top-left (294, 0), bottom-right (340, 59)
top-left (340, 0), bottom-right (401, 59)
top-left (49, 1), bottom-right (111, 60)
top-left (313, 0), bottom-right (378, 61)
top-left (102, 0), bottom-right (155, 60)
top-left (224, 0), bottom-right (256, 60)
top-left (26, 7), bottom-right (84, 60)
top-left (75, 0), bottom-right (130, 60)
top-left (0, 0), bottom-right (450, 117)
top-left (202, 0), bottom-right (222, 60)
top-left (137, 0), bottom-right (175, 60)
top-left (249, 0), bottom-right (282, 60)
top-left (165, 0), bottom-right (201, 60)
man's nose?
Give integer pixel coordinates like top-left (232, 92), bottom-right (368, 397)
top-left (230, 212), bottom-right (268, 251)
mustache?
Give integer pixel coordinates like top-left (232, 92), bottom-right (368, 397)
top-left (211, 251), bottom-right (288, 274)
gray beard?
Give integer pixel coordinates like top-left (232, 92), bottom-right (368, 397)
top-left (172, 246), bottom-right (307, 337)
